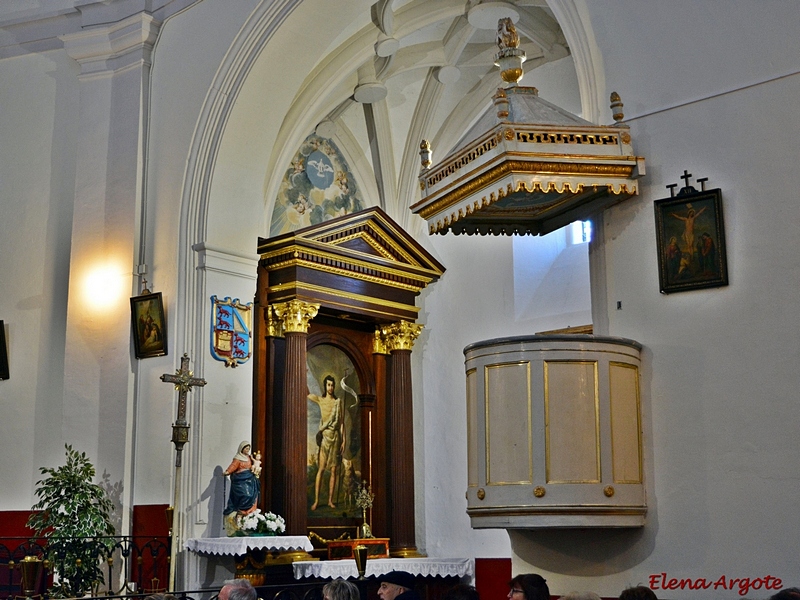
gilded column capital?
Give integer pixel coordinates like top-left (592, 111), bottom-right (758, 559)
top-left (271, 300), bottom-right (320, 333)
top-left (379, 321), bottom-right (424, 352)
top-left (373, 329), bottom-right (390, 355)
top-left (266, 306), bottom-right (284, 338)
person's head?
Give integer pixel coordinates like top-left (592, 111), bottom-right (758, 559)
top-left (770, 588), bottom-right (800, 600)
top-left (559, 593), bottom-right (600, 600)
top-left (508, 574), bottom-right (550, 600)
top-left (442, 584), bottom-right (479, 600)
top-left (323, 579), bottom-right (360, 600)
top-left (323, 375), bottom-right (336, 397)
top-left (377, 571), bottom-right (416, 600)
top-left (237, 441), bottom-right (251, 456)
top-left (219, 578), bottom-right (257, 600)
top-left (619, 586), bottom-right (658, 600)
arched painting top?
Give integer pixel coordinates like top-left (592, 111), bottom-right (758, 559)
top-left (270, 134), bottom-right (365, 235)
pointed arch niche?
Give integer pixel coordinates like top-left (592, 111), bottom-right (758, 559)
top-left (252, 207), bottom-right (444, 557)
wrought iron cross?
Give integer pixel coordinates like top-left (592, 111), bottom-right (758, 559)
top-left (161, 353), bottom-right (207, 467)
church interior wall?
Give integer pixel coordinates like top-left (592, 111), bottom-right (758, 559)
top-left (0, 49), bottom-right (79, 509)
top-left (1, 1), bottom-right (799, 596)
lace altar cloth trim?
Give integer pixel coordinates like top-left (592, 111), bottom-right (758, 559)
top-left (293, 558), bottom-right (474, 580)
top-left (186, 536), bottom-right (313, 555)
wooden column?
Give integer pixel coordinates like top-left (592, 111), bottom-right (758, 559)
top-left (381, 321), bottom-right (424, 557)
top-left (252, 265), bottom-right (274, 509)
top-left (371, 330), bottom-right (390, 537)
top-left (272, 300), bottom-right (319, 537)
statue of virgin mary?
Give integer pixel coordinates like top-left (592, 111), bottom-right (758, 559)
top-left (222, 441), bottom-right (261, 534)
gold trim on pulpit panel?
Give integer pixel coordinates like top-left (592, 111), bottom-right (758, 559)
top-left (466, 367), bottom-right (478, 487)
top-left (609, 361), bottom-right (643, 484)
top-left (544, 360), bottom-right (601, 484)
top-left (485, 361), bottom-right (533, 485)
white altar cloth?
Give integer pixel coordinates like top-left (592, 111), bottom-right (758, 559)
top-left (186, 536), bottom-right (313, 555)
top-left (293, 557), bottom-right (474, 581)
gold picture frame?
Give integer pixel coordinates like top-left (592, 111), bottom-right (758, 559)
top-left (130, 292), bottom-right (168, 359)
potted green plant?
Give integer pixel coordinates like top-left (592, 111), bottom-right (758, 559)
top-left (27, 445), bottom-right (116, 598)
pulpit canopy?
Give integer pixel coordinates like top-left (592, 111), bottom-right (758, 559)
top-left (411, 20), bottom-right (645, 236)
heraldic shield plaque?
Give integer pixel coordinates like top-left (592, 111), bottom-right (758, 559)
top-left (210, 295), bottom-right (253, 367)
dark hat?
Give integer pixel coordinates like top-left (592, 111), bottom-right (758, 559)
top-left (377, 571), bottom-right (416, 590)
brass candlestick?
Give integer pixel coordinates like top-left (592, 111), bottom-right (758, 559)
top-left (355, 481), bottom-right (375, 539)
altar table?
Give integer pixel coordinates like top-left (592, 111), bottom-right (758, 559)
top-left (186, 536), bottom-right (314, 555)
top-left (293, 557), bottom-right (474, 582)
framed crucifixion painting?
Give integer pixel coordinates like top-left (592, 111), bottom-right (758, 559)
top-left (654, 184), bottom-right (728, 294)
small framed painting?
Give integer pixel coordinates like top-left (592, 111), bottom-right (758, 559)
top-left (130, 292), bottom-right (168, 359)
top-left (654, 188), bottom-right (728, 294)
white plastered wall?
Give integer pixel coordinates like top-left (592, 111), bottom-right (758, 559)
top-left (0, 50), bottom-right (79, 507)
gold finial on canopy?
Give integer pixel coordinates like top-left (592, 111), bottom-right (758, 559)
top-left (495, 18), bottom-right (525, 84)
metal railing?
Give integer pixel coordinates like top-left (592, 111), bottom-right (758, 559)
top-left (0, 536), bottom-right (170, 599)
top-left (0, 538), bottom-right (332, 600)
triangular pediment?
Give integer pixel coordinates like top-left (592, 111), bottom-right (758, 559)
top-left (292, 207), bottom-right (443, 273)
top-left (258, 207), bottom-right (444, 324)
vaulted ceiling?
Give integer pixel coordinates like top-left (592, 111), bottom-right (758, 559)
top-left (259, 0), bottom-right (577, 234)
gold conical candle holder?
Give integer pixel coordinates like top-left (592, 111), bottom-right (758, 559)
top-left (353, 545), bottom-right (368, 580)
top-left (20, 556), bottom-right (43, 599)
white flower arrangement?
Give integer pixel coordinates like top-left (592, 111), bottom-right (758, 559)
top-left (236, 509), bottom-right (286, 535)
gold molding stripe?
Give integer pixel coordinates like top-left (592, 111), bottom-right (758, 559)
top-left (260, 210), bottom-right (443, 274)
top-left (332, 230), bottom-right (403, 261)
top-left (544, 360), bottom-right (601, 484)
top-left (319, 227), bottom-right (421, 266)
top-left (466, 367), bottom-right (478, 487)
top-left (609, 361), bottom-right (643, 484)
top-left (466, 347), bottom-right (640, 362)
top-left (270, 291), bottom-right (417, 322)
top-left (261, 251), bottom-right (433, 292)
top-left (269, 281), bottom-right (420, 314)
top-left (485, 361), bottom-right (533, 485)
top-left (418, 160), bottom-right (636, 220)
top-left (467, 506), bottom-right (647, 515)
top-left (536, 324), bottom-right (593, 335)
top-left (423, 134), bottom-right (501, 187)
top-left (417, 151), bottom-right (637, 214)
top-left (260, 243), bottom-right (438, 281)
top-left (420, 123), bottom-right (632, 188)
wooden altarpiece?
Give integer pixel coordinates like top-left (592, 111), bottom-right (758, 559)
top-left (253, 207), bottom-right (444, 558)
